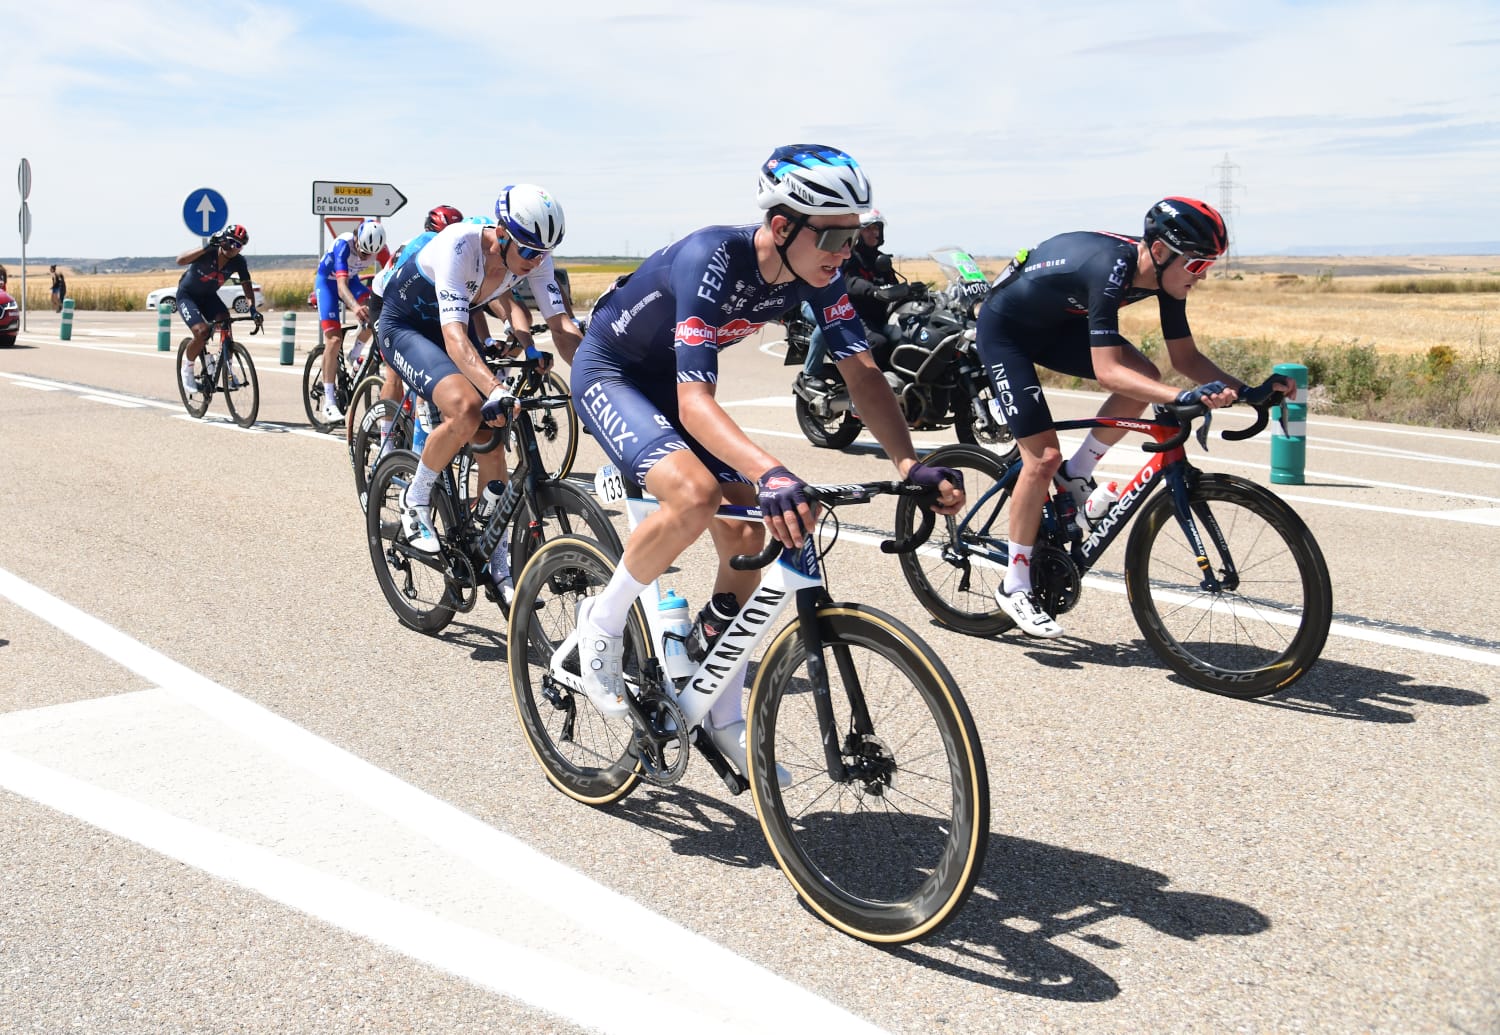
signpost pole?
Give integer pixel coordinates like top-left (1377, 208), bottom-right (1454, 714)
top-left (17, 158), bottom-right (31, 332)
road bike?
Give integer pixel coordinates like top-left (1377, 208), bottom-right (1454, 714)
top-left (303, 321), bottom-right (381, 433)
top-left (176, 311), bottom-right (262, 428)
top-left (507, 472), bottom-right (990, 944)
top-left (894, 385), bottom-right (1333, 698)
top-left (364, 355), bottom-right (620, 634)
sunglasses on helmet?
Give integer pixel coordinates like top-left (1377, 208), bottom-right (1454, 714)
top-left (1163, 240), bottom-right (1217, 275)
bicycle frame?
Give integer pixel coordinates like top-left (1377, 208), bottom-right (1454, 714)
top-left (584, 465), bottom-right (827, 731)
top-left (961, 412), bottom-right (1225, 585)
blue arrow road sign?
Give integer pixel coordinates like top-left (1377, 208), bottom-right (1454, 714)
top-left (183, 188), bottom-right (229, 238)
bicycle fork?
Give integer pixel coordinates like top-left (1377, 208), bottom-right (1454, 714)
top-left (1167, 473), bottom-right (1238, 592)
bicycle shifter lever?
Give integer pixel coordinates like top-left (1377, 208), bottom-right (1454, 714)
top-left (1196, 411), bottom-right (1212, 452)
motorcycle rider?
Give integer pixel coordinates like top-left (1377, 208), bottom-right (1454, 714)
top-left (793, 207), bottom-right (916, 398)
top-left (977, 196), bottom-right (1297, 638)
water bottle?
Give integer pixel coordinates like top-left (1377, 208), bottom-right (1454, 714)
top-left (688, 592), bottom-right (740, 664)
top-left (412, 398), bottom-right (434, 451)
top-left (1083, 481), bottom-right (1120, 523)
top-left (658, 591), bottom-right (693, 681)
top-left (475, 479), bottom-right (505, 523)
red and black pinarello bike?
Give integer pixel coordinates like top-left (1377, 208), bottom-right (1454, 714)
top-left (893, 379), bottom-right (1333, 698)
top-left (176, 311), bottom-right (263, 428)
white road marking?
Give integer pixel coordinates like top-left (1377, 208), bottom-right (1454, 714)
top-left (0, 567), bottom-right (883, 1034)
top-left (81, 394), bottom-right (146, 408)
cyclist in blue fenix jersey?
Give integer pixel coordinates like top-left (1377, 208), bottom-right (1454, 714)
top-left (977, 196), bottom-right (1297, 637)
top-left (568, 145), bottom-right (965, 780)
top-left (175, 224), bottom-right (257, 395)
top-left (377, 184), bottom-right (582, 602)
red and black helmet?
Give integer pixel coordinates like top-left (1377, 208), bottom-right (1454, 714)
top-left (1143, 197), bottom-right (1227, 256)
top-left (220, 224), bottom-right (249, 247)
top-left (425, 205), bottom-right (464, 232)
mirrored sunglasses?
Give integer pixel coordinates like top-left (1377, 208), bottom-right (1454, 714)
top-left (1164, 241), bottom-right (1217, 275)
top-left (513, 243), bottom-right (549, 261)
top-left (804, 224), bottom-right (861, 252)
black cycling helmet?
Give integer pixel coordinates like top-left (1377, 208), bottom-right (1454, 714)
top-left (220, 224), bottom-right (249, 248)
top-left (425, 205), bottom-right (463, 232)
top-left (1144, 197), bottom-right (1227, 256)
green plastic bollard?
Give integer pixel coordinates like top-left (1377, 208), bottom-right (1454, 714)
top-left (1270, 362), bottom-right (1309, 485)
top-left (156, 301), bottom-right (172, 351)
top-left (280, 312), bottom-right (296, 365)
top-left (59, 298), bottom-right (74, 341)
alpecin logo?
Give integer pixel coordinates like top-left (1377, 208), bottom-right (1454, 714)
top-left (823, 296), bottom-right (857, 323)
top-left (676, 317), bottom-right (716, 347)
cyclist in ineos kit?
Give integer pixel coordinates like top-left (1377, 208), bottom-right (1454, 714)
top-left (377, 184), bottom-right (582, 601)
top-left (569, 145), bottom-right (965, 781)
top-left (977, 196), bottom-right (1297, 638)
top-left (175, 224), bottom-right (258, 395)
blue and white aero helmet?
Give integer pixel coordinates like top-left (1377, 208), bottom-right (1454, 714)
top-left (756, 145), bottom-right (873, 216)
top-left (495, 184), bottom-right (566, 251)
top-left (355, 218), bottom-right (386, 255)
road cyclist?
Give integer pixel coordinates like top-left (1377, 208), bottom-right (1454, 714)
top-left (312, 218), bottom-right (391, 425)
top-left (174, 224), bottom-right (259, 398)
top-left (562, 144), bottom-right (964, 783)
top-left (376, 183), bottom-right (582, 601)
top-left (976, 196), bottom-right (1297, 637)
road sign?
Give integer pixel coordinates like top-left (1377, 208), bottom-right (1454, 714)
top-left (19, 202), bottom-right (31, 245)
top-left (18, 158), bottom-right (31, 200)
top-left (183, 188), bottom-right (229, 238)
top-left (311, 180), bottom-right (407, 217)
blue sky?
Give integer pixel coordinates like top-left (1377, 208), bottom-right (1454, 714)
top-left (4, 0), bottom-right (1499, 260)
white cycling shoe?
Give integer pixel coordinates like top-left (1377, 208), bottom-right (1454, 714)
top-left (707, 719), bottom-right (791, 790)
top-left (318, 398), bottom-right (344, 424)
top-left (180, 364), bottom-right (199, 394)
top-left (575, 598), bottom-right (629, 719)
top-left (996, 588), bottom-right (1064, 639)
top-left (398, 486), bottom-right (441, 555)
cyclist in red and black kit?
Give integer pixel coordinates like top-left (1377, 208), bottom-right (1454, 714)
top-left (175, 224), bottom-right (258, 395)
top-left (977, 197), bottom-right (1296, 637)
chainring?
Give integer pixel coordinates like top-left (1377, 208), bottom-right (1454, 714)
top-left (1032, 543), bottom-right (1082, 617)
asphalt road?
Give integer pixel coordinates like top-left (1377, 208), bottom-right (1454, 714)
top-left (2, 309), bottom-right (1497, 1034)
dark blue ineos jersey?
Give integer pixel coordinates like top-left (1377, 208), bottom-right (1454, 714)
top-left (976, 231), bottom-right (1194, 439)
top-left (177, 251), bottom-right (250, 302)
top-left (574, 223), bottom-right (871, 485)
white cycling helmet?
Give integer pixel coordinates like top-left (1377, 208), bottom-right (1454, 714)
top-left (756, 145), bottom-right (872, 216)
top-left (860, 208), bottom-right (886, 228)
top-left (495, 184), bottom-right (566, 251)
top-left (355, 219), bottom-right (386, 255)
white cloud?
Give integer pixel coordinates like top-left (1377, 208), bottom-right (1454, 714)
top-left (3, 0), bottom-right (1498, 260)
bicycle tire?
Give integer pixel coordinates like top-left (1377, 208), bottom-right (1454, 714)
top-left (794, 392), bottom-right (862, 450)
top-left (351, 398), bottom-right (408, 513)
top-left (895, 443), bottom-right (1019, 636)
top-left (302, 344), bottom-right (339, 431)
top-left (508, 534), bottom-right (644, 805)
top-left (175, 338), bottom-right (213, 419)
top-left (344, 372), bottom-right (387, 463)
top-left (508, 479), bottom-right (623, 582)
top-left (366, 449), bottom-right (463, 633)
top-left (1124, 473), bottom-right (1333, 698)
top-left (748, 602), bottom-right (989, 943)
top-left (222, 343), bottom-right (259, 428)
top-left (512, 370), bottom-right (580, 479)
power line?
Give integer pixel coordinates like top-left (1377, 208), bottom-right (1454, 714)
top-left (1210, 153), bottom-right (1246, 272)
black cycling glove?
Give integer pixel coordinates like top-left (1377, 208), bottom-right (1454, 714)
top-left (1174, 380), bottom-right (1230, 406)
top-left (757, 465), bottom-right (810, 520)
top-left (905, 460), bottom-right (964, 495)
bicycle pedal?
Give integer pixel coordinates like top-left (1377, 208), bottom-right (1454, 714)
top-left (691, 728), bottom-right (747, 796)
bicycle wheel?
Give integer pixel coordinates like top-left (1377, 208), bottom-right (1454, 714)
top-left (894, 443), bottom-right (1018, 636)
top-left (366, 449), bottom-right (463, 633)
top-left (508, 479), bottom-right (623, 581)
top-left (302, 344), bottom-right (338, 431)
top-left (175, 338), bottom-right (213, 419)
top-left (351, 398), bottom-right (409, 512)
top-left (512, 371), bottom-right (580, 479)
top-left (1125, 473), bottom-right (1333, 698)
top-left (222, 343), bottom-right (259, 428)
top-left (345, 372), bottom-right (387, 463)
top-left (508, 534), bottom-right (644, 805)
top-left (748, 602), bottom-right (989, 943)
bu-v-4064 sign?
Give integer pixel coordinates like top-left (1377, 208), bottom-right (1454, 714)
top-left (311, 181), bottom-right (408, 217)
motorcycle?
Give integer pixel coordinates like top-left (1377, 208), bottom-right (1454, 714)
top-left (785, 247), bottom-right (1012, 451)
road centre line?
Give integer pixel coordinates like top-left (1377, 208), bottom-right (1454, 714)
top-left (0, 567), bottom-right (881, 1035)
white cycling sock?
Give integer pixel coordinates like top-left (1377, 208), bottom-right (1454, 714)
top-left (323, 383), bottom-right (338, 405)
top-left (1003, 541), bottom-right (1034, 596)
top-left (378, 419), bottom-right (393, 443)
top-left (406, 463), bottom-right (440, 507)
top-left (1068, 433), bottom-right (1110, 480)
top-left (590, 565), bottom-right (649, 637)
